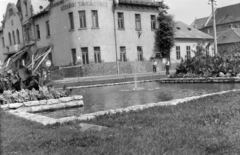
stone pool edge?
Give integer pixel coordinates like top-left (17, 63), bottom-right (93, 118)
top-left (5, 89), bottom-right (240, 126)
top-left (62, 77), bottom-right (240, 90)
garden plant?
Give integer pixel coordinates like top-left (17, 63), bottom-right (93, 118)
top-left (171, 41), bottom-right (240, 78)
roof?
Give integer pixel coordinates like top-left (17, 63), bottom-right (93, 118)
top-left (175, 21), bottom-right (213, 39)
top-left (217, 28), bottom-right (240, 45)
top-left (191, 17), bottom-right (208, 29)
top-left (119, 0), bottom-right (159, 6)
top-left (2, 3), bottom-right (20, 24)
top-left (31, 0), bottom-right (50, 15)
top-left (206, 3), bottom-right (240, 27)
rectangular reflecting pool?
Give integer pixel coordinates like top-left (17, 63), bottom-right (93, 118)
top-left (40, 82), bottom-right (240, 118)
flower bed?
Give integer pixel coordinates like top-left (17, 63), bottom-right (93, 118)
top-left (0, 87), bottom-right (84, 112)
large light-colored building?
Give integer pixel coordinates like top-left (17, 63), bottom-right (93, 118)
top-left (0, 0), bottom-right (213, 76)
top-left (1, 0), bottom-right (161, 75)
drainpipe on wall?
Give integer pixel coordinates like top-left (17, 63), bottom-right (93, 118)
top-left (113, 1), bottom-right (119, 74)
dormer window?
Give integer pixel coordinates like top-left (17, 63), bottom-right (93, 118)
top-left (176, 27), bottom-right (181, 30)
top-left (187, 27), bottom-right (192, 31)
top-left (9, 8), bottom-right (13, 17)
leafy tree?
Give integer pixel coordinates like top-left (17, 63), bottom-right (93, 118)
top-left (155, 1), bottom-right (175, 59)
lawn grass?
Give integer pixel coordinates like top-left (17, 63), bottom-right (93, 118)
top-left (1, 92), bottom-right (240, 154)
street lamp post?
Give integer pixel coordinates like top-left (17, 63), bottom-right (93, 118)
top-left (208, 0), bottom-right (218, 55)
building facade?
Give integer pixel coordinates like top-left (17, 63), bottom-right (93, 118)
top-left (170, 21), bottom-right (214, 69)
top-left (217, 28), bottom-right (240, 55)
top-left (191, 3), bottom-right (240, 57)
top-left (192, 3), bottom-right (240, 36)
top-left (0, 0), bottom-right (161, 75)
top-left (0, 0), bottom-right (213, 76)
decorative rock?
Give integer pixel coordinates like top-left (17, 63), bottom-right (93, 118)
top-left (59, 97), bottom-right (73, 103)
top-left (39, 100), bottom-right (47, 105)
top-left (28, 100), bottom-right (84, 113)
top-left (79, 123), bottom-right (108, 132)
top-left (58, 116), bottom-right (78, 124)
top-left (226, 73), bottom-right (231, 77)
top-left (219, 72), bottom-right (225, 77)
top-left (47, 99), bottom-right (59, 105)
top-left (64, 100), bottom-right (84, 108)
top-left (24, 101), bottom-right (40, 107)
top-left (0, 104), bottom-right (9, 110)
top-left (8, 103), bottom-right (23, 109)
top-left (72, 95), bottom-right (83, 100)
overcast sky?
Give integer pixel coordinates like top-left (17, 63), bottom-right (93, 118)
top-left (0, 0), bottom-right (240, 27)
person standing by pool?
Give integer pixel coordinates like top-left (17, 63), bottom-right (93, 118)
top-left (153, 59), bottom-right (157, 73)
top-left (165, 59), bottom-right (171, 75)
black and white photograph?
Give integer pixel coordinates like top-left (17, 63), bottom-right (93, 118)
top-left (1, 0), bottom-right (240, 154)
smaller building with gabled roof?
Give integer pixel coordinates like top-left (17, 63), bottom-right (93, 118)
top-left (170, 21), bottom-right (214, 68)
top-left (217, 28), bottom-right (240, 54)
top-left (192, 3), bottom-right (240, 37)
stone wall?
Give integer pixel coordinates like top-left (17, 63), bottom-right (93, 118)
top-left (81, 61), bottom-right (153, 76)
top-left (49, 61), bottom-right (167, 79)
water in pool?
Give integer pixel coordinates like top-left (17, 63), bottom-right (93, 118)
top-left (41, 82), bottom-right (240, 118)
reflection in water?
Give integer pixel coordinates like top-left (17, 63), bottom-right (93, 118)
top-left (41, 82), bottom-right (240, 118)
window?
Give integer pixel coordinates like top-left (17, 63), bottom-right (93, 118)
top-left (12, 31), bottom-right (16, 45)
top-left (24, 1), bottom-right (28, 16)
top-left (36, 24), bottom-right (40, 39)
top-left (120, 46), bottom-right (127, 62)
top-left (94, 47), bottom-right (101, 63)
top-left (118, 12), bottom-right (124, 29)
top-left (9, 8), bottom-right (13, 17)
top-left (81, 47), bottom-right (89, 64)
top-left (79, 11), bottom-right (86, 28)
top-left (176, 46), bottom-right (181, 60)
top-left (186, 46), bottom-right (191, 58)
top-left (69, 12), bottom-right (74, 30)
top-left (16, 29), bottom-right (20, 44)
top-left (135, 14), bottom-right (141, 30)
top-left (151, 15), bottom-right (156, 30)
top-left (92, 10), bottom-right (99, 28)
top-left (8, 32), bottom-right (12, 45)
top-left (46, 21), bottom-right (51, 36)
top-left (196, 46), bottom-right (199, 51)
top-left (2, 37), bottom-right (5, 47)
top-left (48, 53), bottom-right (52, 62)
top-left (25, 27), bottom-right (30, 42)
top-left (137, 46), bottom-right (143, 61)
top-left (71, 49), bottom-right (77, 65)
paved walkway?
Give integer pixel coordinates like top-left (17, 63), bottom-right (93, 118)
top-left (54, 70), bottom-right (175, 84)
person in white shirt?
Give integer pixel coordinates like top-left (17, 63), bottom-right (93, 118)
top-left (153, 59), bottom-right (157, 73)
top-left (165, 59), bottom-right (171, 75)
